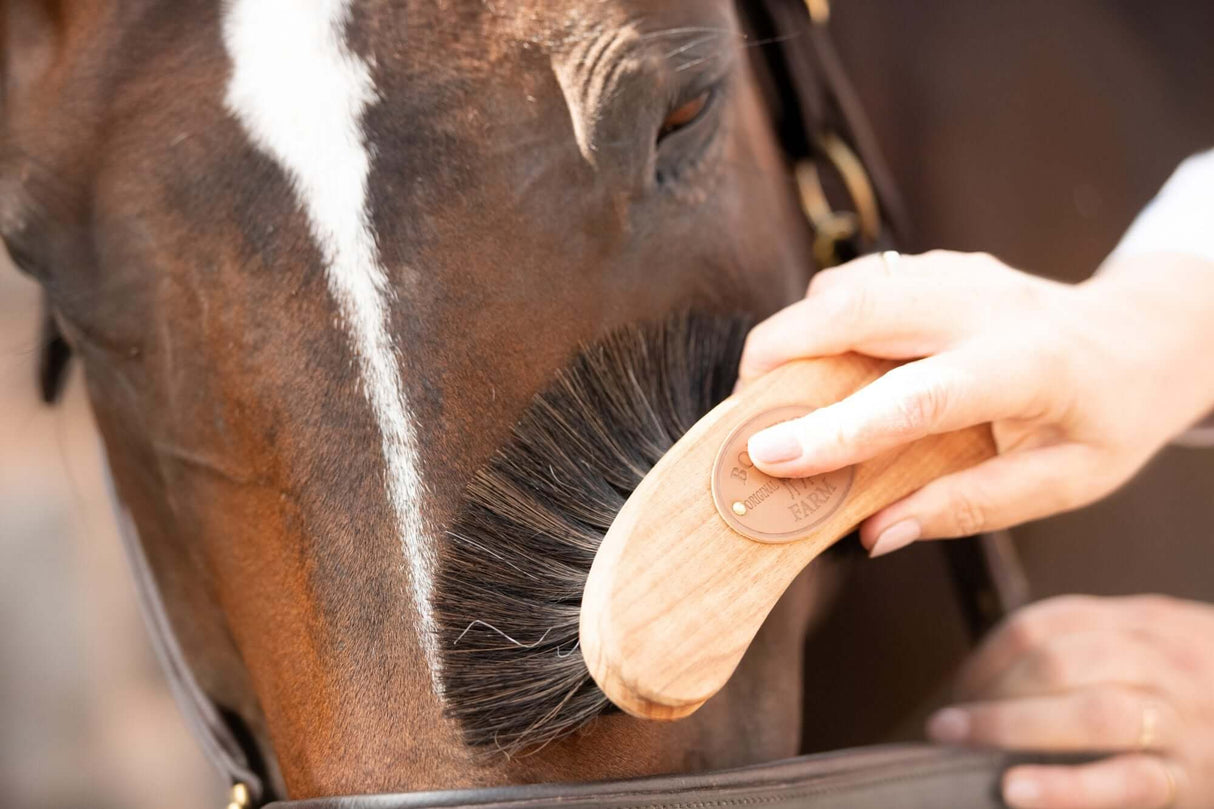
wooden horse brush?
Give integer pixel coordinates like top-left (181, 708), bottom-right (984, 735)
top-left (579, 352), bottom-right (996, 720)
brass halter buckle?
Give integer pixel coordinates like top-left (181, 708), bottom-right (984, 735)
top-left (795, 132), bottom-right (881, 269)
top-left (227, 782), bottom-right (252, 809)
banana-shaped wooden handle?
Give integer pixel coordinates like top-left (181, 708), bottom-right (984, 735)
top-left (579, 353), bottom-right (996, 720)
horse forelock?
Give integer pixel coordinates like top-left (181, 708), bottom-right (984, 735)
top-left (219, 0), bottom-right (441, 689)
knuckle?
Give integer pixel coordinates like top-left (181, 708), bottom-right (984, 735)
top-left (807, 266), bottom-right (842, 296)
top-left (891, 380), bottom-right (948, 437)
top-left (976, 252), bottom-right (1020, 283)
top-left (951, 250), bottom-right (1003, 280)
top-left (739, 329), bottom-right (761, 361)
top-left (1126, 593), bottom-right (1184, 618)
top-left (972, 707), bottom-right (1012, 743)
top-left (740, 324), bottom-right (776, 359)
top-left (812, 415), bottom-right (853, 461)
top-left (821, 282), bottom-right (874, 326)
top-left (1076, 690), bottom-right (1129, 738)
top-left (1168, 644), bottom-right (1207, 679)
top-left (1119, 757), bottom-right (1169, 805)
top-left (1012, 270), bottom-right (1048, 311)
top-left (1002, 612), bottom-right (1047, 656)
top-left (948, 488), bottom-right (987, 536)
top-left (1027, 594), bottom-right (1102, 629)
top-left (1030, 646), bottom-right (1075, 689)
top-left (1049, 593), bottom-right (1105, 616)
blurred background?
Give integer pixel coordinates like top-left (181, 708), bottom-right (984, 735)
top-left (3, 2), bottom-right (1214, 808)
top-left (0, 254), bottom-right (220, 809)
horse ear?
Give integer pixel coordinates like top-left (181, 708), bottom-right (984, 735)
top-left (37, 292), bottom-right (72, 405)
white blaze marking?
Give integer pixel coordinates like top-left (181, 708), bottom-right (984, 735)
top-left (222, 0), bottom-right (441, 685)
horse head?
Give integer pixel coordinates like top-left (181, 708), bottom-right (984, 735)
top-left (2, 0), bottom-right (845, 798)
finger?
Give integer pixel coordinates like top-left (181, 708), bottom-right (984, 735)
top-left (859, 441), bottom-right (1105, 551)
top-left (926, 688), bottom-right (1179, 752)
top-left (1001, 755), bottom-right (1181, 809)
top-left (952, 597), bottom-right (1137, 700)
top-left (1110, 595), bottom-right (1214, 642)
top-left (737, 250), bottom-right (1002, 382)
top-left (980, 630), bottom-right (1179, 701)
top-left (747, 343), bottom-right (1043, 477)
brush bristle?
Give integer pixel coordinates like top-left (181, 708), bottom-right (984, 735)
top-left (435, 312), bottom-right (751, 754)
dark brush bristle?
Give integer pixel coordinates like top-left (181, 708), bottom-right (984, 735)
top-left (435, 311), bottom-right (752, 755)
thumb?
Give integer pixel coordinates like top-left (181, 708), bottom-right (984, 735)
top-left (859, 443), bottom-right (1103, 556)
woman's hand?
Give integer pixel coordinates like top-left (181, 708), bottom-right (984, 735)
top-left (738, 250), bottom-right (1214, 556)
top-left (926, 595), bottom-right (1214, 809)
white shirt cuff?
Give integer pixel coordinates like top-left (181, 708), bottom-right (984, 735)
top-left (1111, 149), bottom-right (1214, 265)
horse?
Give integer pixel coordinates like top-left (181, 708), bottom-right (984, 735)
top-left (3, 0), bottom-right (858, 800)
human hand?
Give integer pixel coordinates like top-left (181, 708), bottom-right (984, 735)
top-left (926, 595), bottom-right (1214, 809)
top-left (737, 250), bottom-right (1214, 556)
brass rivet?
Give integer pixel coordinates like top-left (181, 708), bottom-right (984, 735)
top-left (732, 501), bottom-right (747, 516)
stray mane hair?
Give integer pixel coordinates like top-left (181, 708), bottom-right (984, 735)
top-left (435, 311), bottom-right (751, 755)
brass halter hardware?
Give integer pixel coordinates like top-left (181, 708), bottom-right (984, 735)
top-left (794, 0), bottom-right (884, 268)
top-left (227, 782), bottom-right (251, 809)
top-left (806, 0), bottom-right (831, 25)
top-left (796, 133), bottom-right (882, 268)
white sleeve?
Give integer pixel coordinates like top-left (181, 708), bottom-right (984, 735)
top-left (1111, 150), bottom-right (1214, 264)
top-left (1112, 150), bottom-right (1214, 447)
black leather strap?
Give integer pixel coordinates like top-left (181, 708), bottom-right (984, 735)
top-left (105, 471), bottom-right (268, 805)
top-left (271, 745), bottom-right (1091, 808)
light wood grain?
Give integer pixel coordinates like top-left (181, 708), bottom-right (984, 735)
top-left (579, 353), bottom-right (996, 720)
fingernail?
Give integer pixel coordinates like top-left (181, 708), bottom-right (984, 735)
top-left (748, 425), bottom-right (802, 464)
top-left (869, 518), bottom-right (921, 558)
top-left (925, 708), bottom-right (969, 743)
top-left (1003, 776), bottom-right (1042, 806)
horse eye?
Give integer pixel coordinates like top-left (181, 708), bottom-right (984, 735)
top-left (658, 89), bottom-right (712, 142)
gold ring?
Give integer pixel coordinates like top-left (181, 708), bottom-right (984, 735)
top-left (1138, 700), bottom-right (1161, 750)
top-left (879, 250), bottom-right (902, 272)
top-left (1161, 760), bottom-right (1179, 809)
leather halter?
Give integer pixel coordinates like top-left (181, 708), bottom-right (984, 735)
top-left (102, 2), bottom-right (1049, 806)
top-left (267, 748), bottom-right (1092, 809)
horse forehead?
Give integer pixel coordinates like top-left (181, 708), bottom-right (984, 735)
top-left (222, 0), bottom-right (448, 685)
top-left (344, 0), bottom-right (692, 53)
top-left (213, 0), bottom-right (671, 684)
top-left (209, 0), bottom-right (639, 696)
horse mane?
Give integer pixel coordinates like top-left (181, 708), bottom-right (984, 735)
top-left (435, 311), bottom-right (750, 755)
